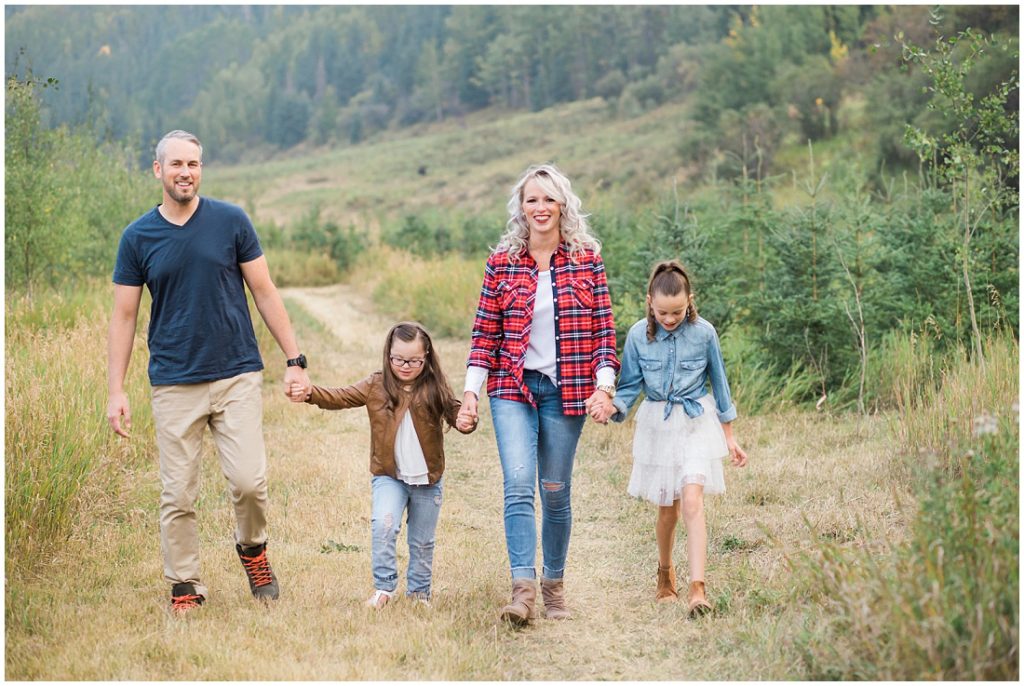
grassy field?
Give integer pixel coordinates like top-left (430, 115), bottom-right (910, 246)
top-left (7, 280), bottom-right (925, 680)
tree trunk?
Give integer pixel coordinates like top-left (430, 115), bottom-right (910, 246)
top-left (962, 166), bottom-right (984, 363)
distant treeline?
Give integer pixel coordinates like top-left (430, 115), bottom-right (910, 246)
top-left (5, 5), bottom-right (1017, 174)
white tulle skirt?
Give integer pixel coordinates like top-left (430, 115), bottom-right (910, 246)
top-left (627, 396), bottom-right (728, 506)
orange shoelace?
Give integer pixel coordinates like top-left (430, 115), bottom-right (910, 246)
top-left (171, 593), bottom-right (203, 612)
top-left (240, 549), bottom-right (274, 586)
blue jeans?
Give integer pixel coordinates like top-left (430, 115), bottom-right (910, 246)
top-left (490, 370), bottom-right (587, 581)
top-left (370, 475), bottom-right (443, 597)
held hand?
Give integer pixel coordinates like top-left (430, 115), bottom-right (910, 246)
top-left (584, 389), bottom-right (614, 424)
top-left (286, 381), bottom-right (310, 403)
top-left (455, 413), bottom-right (477, 432)
top-left (593, 398), bottom-right (615, 424)
top-left (107, 392), bottom-right (132, 438)
top-left (457, 391), bottom-right (479, 432)
top-left (728, 440), bottom-right (748, 467)
top-left (283, 367), bottom-right (311, 402)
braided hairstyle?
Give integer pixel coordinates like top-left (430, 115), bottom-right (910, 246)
top-left (645, 260), bottom-right (698, 342)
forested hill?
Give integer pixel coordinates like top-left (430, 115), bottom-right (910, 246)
top-left (5, 5), bottom-right (1017, 169)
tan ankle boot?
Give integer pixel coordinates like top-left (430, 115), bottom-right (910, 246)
top-left (688, 580), bottom-right (712, 617)
top-left (541, 577), bottom-right (570, 620)
top-left (500, 579), bottom-right (537, 626)
top-left (656, 565), bottom-right (678, 603)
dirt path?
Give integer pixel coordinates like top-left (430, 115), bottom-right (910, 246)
top-left (281, 284), bottom-right (386, 349)
top-left (278, 284), bottom-right (700, 677)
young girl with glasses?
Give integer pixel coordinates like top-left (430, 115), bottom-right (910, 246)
top-left (288, 322), bottom-right (476, 608)
top-left (589, 260), bottom-right (748, 616)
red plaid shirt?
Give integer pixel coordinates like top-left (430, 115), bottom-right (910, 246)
top-left (467, 243), bottom-right (620, 415)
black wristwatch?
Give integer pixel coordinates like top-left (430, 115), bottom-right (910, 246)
top-left (286, 354), bottom-right (307, 369)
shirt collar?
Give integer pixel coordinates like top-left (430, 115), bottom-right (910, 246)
top-left (522, 240), bottom-right (569, 269)
top-left (655, 322), bottom-right (684, 341)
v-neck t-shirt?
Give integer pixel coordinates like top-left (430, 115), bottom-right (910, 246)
top-left (113, 196), bottom-right (265, 385)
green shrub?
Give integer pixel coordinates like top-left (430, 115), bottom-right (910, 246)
top-left (381, 211), bottom-right (497, 259)
top-left (5, 73), bottom-right (151, 294)
top-left (289, 205), bottom-right (368, 274)
top-left (720, 325), bottom-right (818, 414)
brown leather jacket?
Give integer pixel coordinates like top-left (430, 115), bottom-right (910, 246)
top-left (305, 372), bottom-right (474, 484)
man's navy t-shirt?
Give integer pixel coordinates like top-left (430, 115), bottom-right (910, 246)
top-left (113, 197), bottom-right (265, 386)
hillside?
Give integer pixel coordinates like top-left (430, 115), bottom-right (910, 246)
top-left (203, 98), bottom-right (696, 228)
top-left (204, 95), bottom-right (869, 230)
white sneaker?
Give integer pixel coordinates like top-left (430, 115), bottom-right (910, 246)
top-left (365, 589), bottom-right (395, 609)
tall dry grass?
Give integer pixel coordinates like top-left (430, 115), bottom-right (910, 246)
top-left (264, 247), bottom-right (341, 288)
top-left (5, 282), bottom-right (155, 576)
top-left (795, 333), bottom-right (1019, 680)
top-left (346, 245), bottom-right (483, 338)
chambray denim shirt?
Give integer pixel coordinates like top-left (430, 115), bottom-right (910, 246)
top-left (611, 317), bottom-right (737, 424)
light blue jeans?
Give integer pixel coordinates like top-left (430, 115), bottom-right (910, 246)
top-left (490, 370), bottom-right (587, 581)
top-left (370, 475), bottom-right (443, 597)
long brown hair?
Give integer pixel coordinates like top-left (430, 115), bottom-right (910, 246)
top-left (381, 321), bottom-right (457, 426)
top-left (646, 260), bottom-right (698, 341)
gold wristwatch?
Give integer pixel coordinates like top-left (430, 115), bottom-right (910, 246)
top-left (597, 384), bottom-right (616, 398)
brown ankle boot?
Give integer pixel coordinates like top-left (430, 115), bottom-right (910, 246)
top-left (656, 565), bottom-right (678, 603)
top-left (688, 580), bottom-right (712, 617)
top-left (541, 577), bottom-right (570, 620)
top-left (500, 579), bottom-right (537, 626)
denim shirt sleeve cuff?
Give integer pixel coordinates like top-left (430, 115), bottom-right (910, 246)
top-left (611, 397), bottom-right (628, 423)
top-left (717, 404), bottom-right (738, 423)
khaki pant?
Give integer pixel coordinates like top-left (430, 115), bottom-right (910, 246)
top-left (151, 371), bottom-right (268, 596)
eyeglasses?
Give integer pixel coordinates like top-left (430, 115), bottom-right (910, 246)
top-left (389, 355), bottom-right (426, 369)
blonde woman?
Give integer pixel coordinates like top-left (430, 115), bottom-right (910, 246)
top-left (459, 164), bottom-right (620, 625)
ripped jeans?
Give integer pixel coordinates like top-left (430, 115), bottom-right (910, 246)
top-left (370, 475), bottom-right (443, 597)
top-left (490, 370), bottom-right (586, 581)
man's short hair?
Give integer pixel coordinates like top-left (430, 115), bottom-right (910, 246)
top-left (155, 130), bottom-right (203, 165)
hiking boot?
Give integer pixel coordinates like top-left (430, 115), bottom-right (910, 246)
top-left (656, 564), bottom-right (678, 603)
top-left (499, 579), bottom-right (537, 627)
top-left (688, 580), bottom-right (712, 618)
top-left (236, 542), bottom-right (279, 600)
top-left (540, 577), bottom-right (570, 620)
top-left (170, 582), bottom-right (204, 615)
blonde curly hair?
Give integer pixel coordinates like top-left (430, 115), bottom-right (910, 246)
top-left (495, 163), bottom-right (601, 261)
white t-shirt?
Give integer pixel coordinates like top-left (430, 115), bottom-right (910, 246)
top-left (523, 270), bottom-right (558, 385)
top-left (394, 410), bottom-right (429, 485)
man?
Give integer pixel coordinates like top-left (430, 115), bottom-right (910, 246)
top-left (107, 130), bottom-right (310, 614)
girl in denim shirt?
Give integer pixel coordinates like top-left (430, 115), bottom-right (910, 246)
top-left (592, 260), bottom-right (748, 616)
